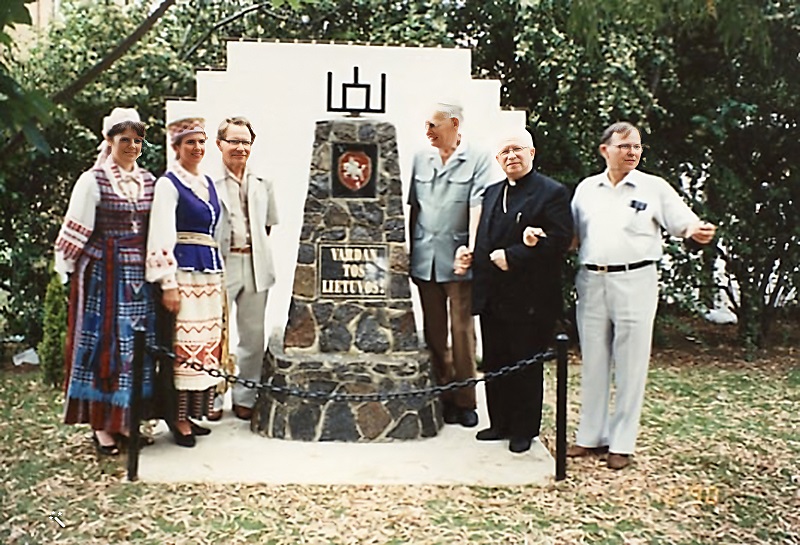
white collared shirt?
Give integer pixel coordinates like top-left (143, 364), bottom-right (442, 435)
top-left (572, 168), bottom-right (699, 265)
top-left (222, 166), bottom-right (251, 248)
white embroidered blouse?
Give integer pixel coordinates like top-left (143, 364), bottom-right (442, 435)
top-left (145, 163), bottom-right (217, 290)
top-left (54, 155), bottom-right (146, 281)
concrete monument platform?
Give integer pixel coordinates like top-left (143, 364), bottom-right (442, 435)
top-left (137, 382), bottom-right (554, 486)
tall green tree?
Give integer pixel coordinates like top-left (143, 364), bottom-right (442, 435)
top-left (476, 0), bottom-right (798, 348)
top-left (2, 0), bottom-right (185, 345)
top-left (652, 6), bottom-right (800, 348)
top-left (1, 0), bottom-right (795, 351)
top-left (1, 0), bottom-right (311, 346)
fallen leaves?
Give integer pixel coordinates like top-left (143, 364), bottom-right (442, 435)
top-left (1, 337), bottom-right (799, 544)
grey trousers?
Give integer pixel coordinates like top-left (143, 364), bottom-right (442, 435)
top-left (574, 265), bottom-right (658, 454)
top-left (225, 253), bottom-right (268, 409)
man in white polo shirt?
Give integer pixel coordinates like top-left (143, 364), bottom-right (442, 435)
top-left (569, 121), bottom-right (716, 469)
top-left (211, 116), bottom-right (278, 421)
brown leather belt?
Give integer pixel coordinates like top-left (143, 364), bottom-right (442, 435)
top-left (585, 260), bottom-right (654, 273)
top-left (229, 246), bottom-right (252, 254)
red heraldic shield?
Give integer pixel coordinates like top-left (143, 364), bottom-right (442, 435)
top-left (337, 151), bottom-right (373, 191)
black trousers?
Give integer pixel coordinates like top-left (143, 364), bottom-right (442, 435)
top-left (479, 313), bottom-right (550, 439)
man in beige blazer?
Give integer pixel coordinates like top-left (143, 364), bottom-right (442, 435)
top-left (211, 116), bottom-right (279, 420)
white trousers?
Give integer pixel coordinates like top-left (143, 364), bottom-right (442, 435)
top-left (574, 265), bottom-right (658, 454)
top-left (224, 253), bottom-right (268, 409)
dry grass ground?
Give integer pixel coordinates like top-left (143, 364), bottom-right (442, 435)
top-left (1, 317), bottom-right (798, 544)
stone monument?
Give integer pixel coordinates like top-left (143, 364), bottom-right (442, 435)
top-left (252, 70), bottom-right (441, 441)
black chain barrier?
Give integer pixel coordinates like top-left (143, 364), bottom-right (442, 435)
top-left (146, 344), bottom-right (557, 403)
top-left (127, 330), bottom-right (569, 483)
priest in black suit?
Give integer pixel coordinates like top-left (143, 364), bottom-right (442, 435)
top-left (455, 128), bottom-right (573, 453)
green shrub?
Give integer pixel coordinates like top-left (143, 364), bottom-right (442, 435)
top-left (38, 267), bottom-right (67, 388)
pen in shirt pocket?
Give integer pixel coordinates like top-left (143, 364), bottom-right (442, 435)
top-left (516, 212), bottom-right (522, 223)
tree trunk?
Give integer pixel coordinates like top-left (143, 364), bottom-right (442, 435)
top-left (737, 286), bottom-right (764, 352)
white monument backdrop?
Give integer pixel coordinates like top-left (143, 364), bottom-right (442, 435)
top-left (166, 41), bottom-right (526, 336)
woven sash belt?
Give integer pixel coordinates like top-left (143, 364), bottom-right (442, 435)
top-left (176, 232), bottom-right (218, 248)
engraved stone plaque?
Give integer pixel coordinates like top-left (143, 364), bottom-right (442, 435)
top-left (318, 243), bottom-right (388, 298)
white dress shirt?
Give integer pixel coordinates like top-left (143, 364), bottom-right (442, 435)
top-left (572, 168), bottom-right (699, 265)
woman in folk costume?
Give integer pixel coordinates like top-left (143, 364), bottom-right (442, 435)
top-left (55, 107), bottom-right (157, 456)
top-left (146, 117), bottom-right (225, 447)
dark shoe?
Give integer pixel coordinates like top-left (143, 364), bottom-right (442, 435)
top-left (442, 403), bottom-right (459, 425)
top-left (233, 404), bottom-right (253, 421)
top-left (476, 427), bottom-right (506, 441)
top-left (189, 420), bottom-right (211, 436)
top-left (92, 432), bottom-right (120, 456)
top-left (566, 444), bottom-right (609, 458)
top-left (457, 409), bottom-right (478, 428)
top-left (172, 429), bottom-right (196, 448)
top-left (509, 437), bottom-right (533, 453)
top-left (607, 453), bottom-right (631, 470)
top-left (206, 409), bottom-right (223, 421)
top-left (168, 421), bottom-right (196, 447)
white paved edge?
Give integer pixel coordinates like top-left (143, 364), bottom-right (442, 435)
top-left (137, 383), bottom-right (555, 486)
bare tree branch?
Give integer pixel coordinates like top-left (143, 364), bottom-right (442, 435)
top-left (53, 0), bottom-right (178, 103)
top-left (180, 2), bottom-right (293, 61)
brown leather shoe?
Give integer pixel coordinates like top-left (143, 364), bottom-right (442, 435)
top-left (607, 453), bottom-right (631, 470)
top-left (206, 409), bottom-right (223, 421)
top-left (233, 404), bottom-right (253, 420)
top-left (566, 444), bottom-right (609, 457)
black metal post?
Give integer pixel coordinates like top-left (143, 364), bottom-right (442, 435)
top-left (555, 333), bottom-right (568, 481)
top-left (127, 328), bottom-right (145, 482)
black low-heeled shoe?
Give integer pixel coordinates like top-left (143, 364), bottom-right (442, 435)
top-left (476, 427), bottom-right (506, 441)
top-left (92, 432), bottom-right (120, 456)
top-left (171, 429), bottom-right (196, 448)
top-left (167, 421), bottom-right (197, 447)
top-left (457, 409), bottom-right (479, 428)
top-left (189, 420), bottom-right (211, 436)
top-left (509, 436), bottom-right (533, 453)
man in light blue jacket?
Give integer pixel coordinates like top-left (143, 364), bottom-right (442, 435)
top-left (408, 102), bottom-right (491, 428)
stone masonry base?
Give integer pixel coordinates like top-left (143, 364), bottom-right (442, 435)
top-left (252, 338), bottom-right (443, 441)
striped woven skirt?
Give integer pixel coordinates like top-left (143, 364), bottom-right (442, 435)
top-left (64, 239), bottom-right (156, 433)
top-left (173, 270), bottom-right (225, 419)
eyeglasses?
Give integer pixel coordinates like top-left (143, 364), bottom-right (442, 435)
top-left (498, 146), bottom-right (528, 158)
top-left (220, 138), bottom-right (252, 147)
top-left (425, 120), bottom-right (455, 131)
top-left (608, 144), bottom-right (645, 152)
